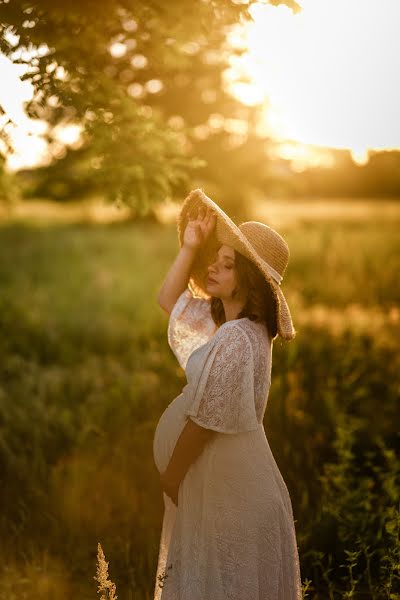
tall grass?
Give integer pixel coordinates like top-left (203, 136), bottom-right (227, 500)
top-left (0, 201), bottom-right (399, 598)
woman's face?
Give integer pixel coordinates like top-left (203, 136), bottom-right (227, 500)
top-left (206, 244), bottom-right (238, 299)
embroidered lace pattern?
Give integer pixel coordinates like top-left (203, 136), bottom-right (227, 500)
top-left (167, 288), bottom-right (217, 370)
top-left (185, 322), bottom-right (269, 433)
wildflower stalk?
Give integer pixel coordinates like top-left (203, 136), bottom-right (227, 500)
top-left (361, 542), bottom-right (377, 599)
top-left (301, 577), bottom-right (313, 599)
top-left (341, 548), bottom-right (361, 598)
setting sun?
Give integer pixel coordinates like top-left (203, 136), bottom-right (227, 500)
top-left (225, 0), bottom-right (400, 165)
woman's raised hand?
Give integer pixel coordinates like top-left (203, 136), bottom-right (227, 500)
top-left (183, 206), bottom-right (217, 250)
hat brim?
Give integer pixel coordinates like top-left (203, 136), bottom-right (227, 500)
top-left (177, 189), bottom-right (296, 340)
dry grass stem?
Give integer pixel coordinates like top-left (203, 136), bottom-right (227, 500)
top-left (94, 542), bottom-right (118, 600)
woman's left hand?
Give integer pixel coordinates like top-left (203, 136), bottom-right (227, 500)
top-left (160, 471), bottom-right (180, 506)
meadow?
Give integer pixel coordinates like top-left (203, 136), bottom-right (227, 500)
top-left (0, 197), bottom-right (399, 599)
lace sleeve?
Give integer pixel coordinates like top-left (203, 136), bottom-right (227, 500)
top-left (167, 287), bottom-right (217, 370)
top-left (184, 324), bottom-right (259, 434)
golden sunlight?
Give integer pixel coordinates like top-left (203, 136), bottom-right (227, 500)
top-left (226, 0), bottom-right (400, 165)
top-left (1, 0), bottom-right (400, 170)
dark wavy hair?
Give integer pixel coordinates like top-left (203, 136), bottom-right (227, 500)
top-left (210, 247), bottom-right (278, 340)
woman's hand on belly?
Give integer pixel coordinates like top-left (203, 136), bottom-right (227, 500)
top-left (160, 471), bottom-right (180, 506)
top-left (159, 417), bottom-right (216, 506)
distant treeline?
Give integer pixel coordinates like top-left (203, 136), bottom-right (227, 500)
top-left (14, 146), bottom-right (400, 206)
top-left (286, 147), bottom-right (400, 199)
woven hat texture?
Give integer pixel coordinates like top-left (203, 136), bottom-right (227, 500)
top-left (176, 189), bottom-right (296, 340)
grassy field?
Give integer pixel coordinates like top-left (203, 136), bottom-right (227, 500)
top-left (0, 197), bottom-right (399, 599)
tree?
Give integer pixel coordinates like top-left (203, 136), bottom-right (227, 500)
top-left (0, 0), bottom-right (300, 214)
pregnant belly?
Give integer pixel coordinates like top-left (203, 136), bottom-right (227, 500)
top-left (153, 391), bottom-right (189, 473)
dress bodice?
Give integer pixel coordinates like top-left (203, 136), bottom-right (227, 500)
top-left (167, 287), bottom-right (273, 428)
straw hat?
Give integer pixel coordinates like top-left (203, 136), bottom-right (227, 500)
top-left (177, 188), bottom-right (296, 340)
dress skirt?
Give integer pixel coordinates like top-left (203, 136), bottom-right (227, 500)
top-left (153, 389), bottom-right (303, 600)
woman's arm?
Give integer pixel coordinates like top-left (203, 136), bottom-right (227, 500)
top-left (157, 205), bottom-right (216, 314)
top-left (157, 245), bottom-right (198, 314)
top-left (160, 418), bottom-right (216, 505)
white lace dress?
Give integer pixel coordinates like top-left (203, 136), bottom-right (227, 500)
top-left (153, 287), bottom-right (302, 600)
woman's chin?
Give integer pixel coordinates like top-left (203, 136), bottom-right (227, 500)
top-left (205, 283), bottom-right (216, 295)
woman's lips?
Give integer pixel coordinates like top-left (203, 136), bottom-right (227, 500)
top-left (207, 277), bottom-right (218, 284)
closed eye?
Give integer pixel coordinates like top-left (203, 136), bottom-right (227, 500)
top-left (209, 252), bottom-right (235, 269)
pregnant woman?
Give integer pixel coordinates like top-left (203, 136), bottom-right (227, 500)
top-left (153, 188), bottom-right (302, 599)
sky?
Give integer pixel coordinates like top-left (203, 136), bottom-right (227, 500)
top-left (0, 52), bottom-right (49, 169)
top-left (226, 0), bottom-right (400, 166)
top-left (1, 0), bottom-right (400, 171)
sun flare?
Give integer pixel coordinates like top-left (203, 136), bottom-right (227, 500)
top-left (226, 0), bottom-right (400, 165)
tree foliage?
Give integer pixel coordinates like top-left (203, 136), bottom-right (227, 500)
top-left (0, 0), bottom-right (299, 214)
